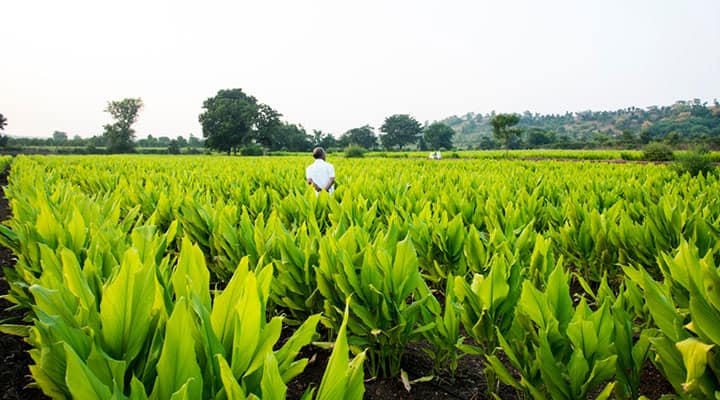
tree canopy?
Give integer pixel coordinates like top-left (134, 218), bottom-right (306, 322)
top-left (423, 122), bottom-right (455, 150)
top-left (380, 114), bottom-right (422, 150)
top-left (491, 113), bottom-right (521, 150)
top-left (103, 98), bottom-right (143, 153)
top-left (339, 125), bottom-right (377, 149)
top-left (199, 88), bottom-right (285, 155)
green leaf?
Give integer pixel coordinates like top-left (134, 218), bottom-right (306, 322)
top-left (172, 238), bottom-right (211, 311)
top-left (676, 338), bottom-right (714, 384)
top-left (212, 257), bottom-right (250, 355)
top-left (260, 352), bottom-right (286, 400)
top-left (276, 314), bottom-right (321, 378)
top-left (0, 324), bottom-right (31, 336)
top-left (216, 355), bottom-right (247, 400)
top-left (100, 249), bottom-right (157, 362)
top-left (64, 343), bottom-right (112, 400)
top-left (150, 298), bottom-right (203, 400)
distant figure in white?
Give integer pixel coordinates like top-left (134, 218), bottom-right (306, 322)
top-left (429, 151), bottom-right (442, 160)
top-left (306, 147), bottom-right (335, 194)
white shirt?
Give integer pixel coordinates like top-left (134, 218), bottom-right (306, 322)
top-left (306, 159), bottom-right (335, 193)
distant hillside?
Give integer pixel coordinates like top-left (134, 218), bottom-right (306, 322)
top-left (439, 99), bottom-right (720, 149)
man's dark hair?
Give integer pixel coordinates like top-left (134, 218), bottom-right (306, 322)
top-left (313, 147), bottom-right (325, 159)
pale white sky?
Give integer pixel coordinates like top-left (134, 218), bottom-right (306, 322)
top-left (2, 0), bottom-right (719, 138)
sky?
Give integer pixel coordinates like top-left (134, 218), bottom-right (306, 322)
top-left (2, 0), bottom-right (719, 139)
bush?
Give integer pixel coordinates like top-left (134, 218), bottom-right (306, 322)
top-left (344, 144), bottom-right (365, 158)
top-left (240, 143), bottom-right (263, 156)
top-left (674, 146), bottom-right (716, 177)
top-left (642, 142), bottom-right (674, 161)
top-left (167, 141), bottom-right (181, 154)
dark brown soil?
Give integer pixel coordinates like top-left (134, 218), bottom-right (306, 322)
top-left (0, 166), bottom-right (676, 400)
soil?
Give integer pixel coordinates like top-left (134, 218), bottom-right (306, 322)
top-left (0, 166), bottom-right (676, 399)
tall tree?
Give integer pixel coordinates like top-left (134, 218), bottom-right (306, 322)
top-left (491, 113), bottom-right (521, 150)
top-left (199, 88), bottom-right (282, 154)
top-left (380, 114), bottom-right (422, 150)
top-left (339, 125), bottom-right (377, 149)
top-left (103, 98), bottom-right (143, 153)
top-left (199, 89), bottom-right (257, 155)
top-left (423, 122), bottom-right (455, 149)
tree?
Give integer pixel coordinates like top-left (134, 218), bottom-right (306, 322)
top-left (167, 140), bottom-right (181, 154)
top-left (380, 114), bottom-right (422, 150)
top-left (491, 113), bottom-right (521, 150)
top-left (103, 98), bottom-right (143, 153)
top-left (276, 123), bottom-right (312, 151)
top-left (188, 134), bottom-right (203, 148)
top-left (199, 88), bottom-right (281, 155)
top-left (53, 131), bottom-right (68, 142)
top-left (0, 113), bottom-right (7, 147)
top-left (253, 104), bottom-right (283, 151)
top-left (312, 129), bottom-right (337, 149)
top-left (526, 128), bottom-right (554, 147)
top-left (339, 125), bottom-right (377, 149)
top-left (423, 122), bottom-right (455, 149)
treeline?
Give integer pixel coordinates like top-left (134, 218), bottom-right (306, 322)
top-left (3, 132), bottom-right (206, 152)
top-left (3, 97), bottom-right (719, 155)
top-left (442, 98), bottom-right (720, 150)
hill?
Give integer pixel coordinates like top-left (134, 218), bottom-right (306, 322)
top-left (439, 99), bottom-right (720, 149)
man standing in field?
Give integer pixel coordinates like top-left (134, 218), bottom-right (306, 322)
top-left (306, 147), bottom-right (335, 194)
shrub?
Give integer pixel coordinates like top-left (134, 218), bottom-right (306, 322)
top-left (344, 144), bottom-right (365, 158)
top-left (240, 143), bottom-right (263, 156)
top-left (674, 146), bottom-right (716, 177)
top-left (642, 142), bottom-right (674, 161)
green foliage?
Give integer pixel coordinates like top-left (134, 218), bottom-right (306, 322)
top-left (423, 122), bottom-right (455, 150)
top-left (380, 114), bottom-right (422, 150)
top-left (316, 226), bottom-right (438, 378)
top-left (643, 142), bottom-right (675, 161)
top-left (2, 155), bottom-right (720, 399)
top-left (339, 125), bottom-right (377, 150)
top-left (421, 276), bottom-right (464, 378)
top-left (491, 113), bottom-right (521, 150)
top-left (240, 142), bottom-right (264, 156)
top-left (444, 99), bottom-right (720, 149)
top-left (626, 242), bottom-right (720, 399)
top-left (103, 98), bottom-right (143, 153)
top-left (674, 146), bottom-right (716, 177)
top-left (344, 144), bottom-right (366, 158)
top-left (487, 263), bottom-right (617, 400)
top-left (199, 88), bottom-right (283, 155)
top-left (167, 140), bottom-right (181, 154)
top-left (0, 112), bottom-right (7, 131)
top-left (309, 300), bottom-right (366, 400)
top-left (620, 151), bottom-right (640, 160)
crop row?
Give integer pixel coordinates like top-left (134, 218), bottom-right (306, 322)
top-left (1, 155), bottom-right (719, 399)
